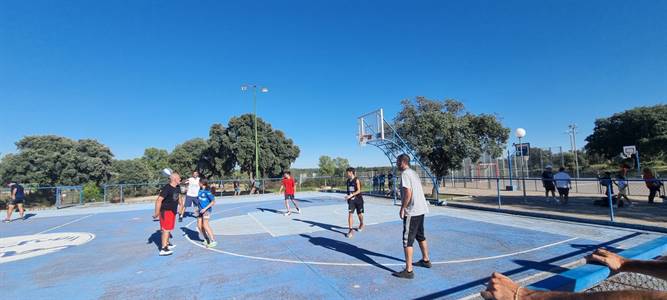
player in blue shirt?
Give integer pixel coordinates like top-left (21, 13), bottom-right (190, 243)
top-left (197, 179), bottom-right (217, 248)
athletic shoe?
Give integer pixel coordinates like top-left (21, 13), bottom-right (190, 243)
top-left (414, 259), bottom-right (432, 268)
top-left (346, 231), bottom-right (354, 239)
top-left (392, 269), bottom-right (414, 279)
top-left (283, 211), bottom-right (291, 216)
top-left (178, 216), bottom-right (183, 223)
top-left (167, 244), bottom-right (176, 250)
top-left (357, 225), bottom-right (364, 232)
top-left (2, 219), bottom-right (9, 223)
top-left (295, 208), bottom-right (302, 214)
top-left (207, 241), bottom-right (218, 248)
top-left (159, 248), bottom-right (173, 256)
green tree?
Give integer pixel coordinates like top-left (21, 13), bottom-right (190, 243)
top-left (207, 124), bottom-right (236, 178)
top-left (0, 135), bottom-right (113, 186)
top-left (210, 114), bottom-right (300, 179)
top-left (110, 159), bottom-right (153, 184)
top-left (169, 138), bottom-right (210, 177)
top-left (141, 148), bottom-right (169, 180)
top-left (333, 157), bottom-right (350, 176)
top-left (585, 105), bottom-right (667, 162)
top-left (318, 156), bottom-right (336, 176)
top-left (394, 97), bottom-right (510, 179)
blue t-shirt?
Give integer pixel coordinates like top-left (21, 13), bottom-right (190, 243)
top-left (198, 189), bottom-right (215, 212)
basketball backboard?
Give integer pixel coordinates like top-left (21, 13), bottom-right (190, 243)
top-left (358, 109), bottom-right (385, 145)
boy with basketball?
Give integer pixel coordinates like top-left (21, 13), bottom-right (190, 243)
top-left (278, 171), bottom-right (300, 216)
top-left (345, 167), bottom-right (364, 238)
top-left (197, 179), bottom-right (217, 248)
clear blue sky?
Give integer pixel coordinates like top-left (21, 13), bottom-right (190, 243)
top-left (1, 0), bottom-right (665, 168)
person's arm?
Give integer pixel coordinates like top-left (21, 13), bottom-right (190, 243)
top-left (481, 272), bottom-right (667, 300)
top-left (278, 182), bottom-right (284, 194)
top-left (11, 188), bottom-right (16, 200)
top-left (348, 179), bottom-right (362, 199)
top-left (589, 248), bottom-right (667, 280)
top-left (201, 194), bottom-right (215, 213)
top-left (400, 176), bottom-right (412, 219)
top-left (153, 196), bottom-right (164, 218)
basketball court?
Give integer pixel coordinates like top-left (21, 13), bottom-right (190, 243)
top-left (1, 191), bottom-right (664, 299)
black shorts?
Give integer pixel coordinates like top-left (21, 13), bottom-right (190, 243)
top-left (557, 187), bottom-right (570, 196)
top-left (544, 185), bottom-right (555, 191)
top-left (347, 197), bottom-right (364, 214)
top-left (285, 194), bottom-right (295, 200)
top-left (10, 198), bottom-right (24, 205)
top-left (403, 214), bottom-right (426, 247)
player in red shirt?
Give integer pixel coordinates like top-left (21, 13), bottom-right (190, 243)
top-left (278, 171), bottom-right (301, 216)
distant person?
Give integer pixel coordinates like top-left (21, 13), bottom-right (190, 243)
top-left (153, 172), bottom-right (181, 256)
top-left (553, 167), bottom-right (572, 205)
top-left (387, 172), bottom-right (395, 196)
top-left (541, 165), bottom-right (556, 201)
top-left (615, 174), bottom-right (633, 207)
top-left (278, 171), bottom-right (300, 216)
top-left (643, 168), bottom-right (663, 204)
top-left (481, 248), bottom-right (667, 300)
top-left (179, 171), bottom-right (200, 222)
top-left (345, 167), bottom-right (364, 238)
top-left (599, 171), bottom-right (615, 198)
top-left (197, 179), bottom-right (217, 248)
top-left (379, 174), bottom-right (386, 192)
top-left (233, 180), bottom-right (241, 196)
top-left (393, 154), bottom-right (431, 279)
top-left (3, 182), bottom-right (26, 222)
top-left (372, 175), bottom-right (379, 193)
top-left (250, 178), bottom-right (259, 194)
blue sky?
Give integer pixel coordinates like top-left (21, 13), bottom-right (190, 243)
top-left (1, 0), bottom-right (665, 168)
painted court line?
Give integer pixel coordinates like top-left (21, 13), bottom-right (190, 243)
top-left (37, 214), bottom-right (95, 234)
top-left (247, 212), bottom-right (277, 237)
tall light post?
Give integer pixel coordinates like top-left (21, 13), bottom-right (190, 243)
top-left (516, 128), bottom-right (527, 199)
top-left (241, 84), bottom-right (269, 180)
top-left (567, 124), bottom-right (580, 179)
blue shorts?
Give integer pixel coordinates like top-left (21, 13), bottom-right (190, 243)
top-left (184, 196), bottom-right (199, 207)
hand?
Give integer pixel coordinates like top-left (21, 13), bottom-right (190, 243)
top-left (200, 209), bottom-right (206, 214)
top-left (152, 213), bottom-right (159, 220)
top-left (587, 248), bottom-right (626, 272)
top-left (399, 208), bottom-right (405, 219)
top-left (480, 272), bottom-right (523, 300)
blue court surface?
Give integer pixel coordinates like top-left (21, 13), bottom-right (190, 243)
top-left (1, 192), bottom-right (664, 299)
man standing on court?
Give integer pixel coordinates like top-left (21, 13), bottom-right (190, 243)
top-left (3, 182), bottom-right (26, 223)
top-left (345, 167), bottom-right (364, 238)
top-left (180, 170), bottom-right (200, 222)
top-left (393, 154), bottom-right (431, 279)
top-left (278, 171), bottom-right (300, 216)
top-left (153, 172), bottom-right (181, 256)
top-left (553, 167), bottom-right (572, 205)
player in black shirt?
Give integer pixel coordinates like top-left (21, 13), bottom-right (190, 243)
top-left (345, 167), bottom-right (364, 238)
top-left (4, 182), bottom-right (26, 222)
top-left (153, 171), bottom-right (181, 256)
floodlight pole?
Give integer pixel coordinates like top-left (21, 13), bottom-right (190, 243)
top-left (519, 137), bottom-right (527, 199)
top-left (242, 84), bottom-right (268, 180)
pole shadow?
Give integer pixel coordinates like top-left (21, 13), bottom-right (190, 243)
top-left (299, 233), bottom-right (402, 273)
top-left (293, 219), bottom-right (348, 236)
top-left (180, 227), bottom-right (203, 242)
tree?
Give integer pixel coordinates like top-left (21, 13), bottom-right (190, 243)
top-left (0, 135), bottom-right (113, 186)
top-left (110, 159), bottom-right (153, 184)
top-left (585, 105), bottom-right (667, 162)
top-left (210, 114), bottom-right (300, 179)
top-left (394, 97), bottom-right (510, 180)
top-left (318, 156), bottom-right (336, 176)
top-left (169, 138), bottom-right (210, 177)
top-left (333, 157), bottom-right (350, 176)
top-left (207, 124), bottom-right (236, 178)
top-left (141, 148), bottom-right (169, 181)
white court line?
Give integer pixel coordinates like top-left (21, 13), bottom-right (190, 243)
top-left (37, 214), bottom-right (95, 234)
top-left (247, 213), bottom-right (277, 237)
top-left (183, 206), bottom-right (579, 266)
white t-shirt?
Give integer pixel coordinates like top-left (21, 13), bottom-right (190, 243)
top-left (401, 168), bottom-right (429, 216)
top-left (553, 172), bottom-right (571, 188)
top-left (186, 177), bottom-right (200, 197)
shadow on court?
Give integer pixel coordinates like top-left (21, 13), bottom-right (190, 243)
top-left (299, 233), bottom-right (402, 273)
top-left (147, 230), bottom-right (162, 250)
top-left (413, 232), bottom-right (643, 300)
top-left (181, 227), bottom-right (204, 242)
top-left (23, 213), bottom-right (36, 220)
top-left (293, 219), bottom-right (348, 236)
top-left (257, 208), bottom-right (283, 214)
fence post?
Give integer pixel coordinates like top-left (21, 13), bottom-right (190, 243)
top-left (607, 181), bottom-right (615, 222)
top-left (497, 177), bottom-right (502, 209)
top-left (79, 187), bottom-right (83, 205)
top-left (120, 184), bottom-right (124, 203)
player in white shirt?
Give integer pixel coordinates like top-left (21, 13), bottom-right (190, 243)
top-left (179, 171), bottom-right (201, 222)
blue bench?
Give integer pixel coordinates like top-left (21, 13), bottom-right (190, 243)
top-left (528, 236), bottom-right (667, 292)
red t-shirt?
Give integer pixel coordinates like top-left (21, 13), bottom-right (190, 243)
top-left (282, 177), bottom-right (295, 195)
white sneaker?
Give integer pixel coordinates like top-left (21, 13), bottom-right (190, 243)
top-left (283, 211), bottom-right (291, 216)
top-left (167, 244), bottom-right (176, 250)
top-left (159, 248), bottom-right (173, 256)
top-left (207, 241), bottom-right (218, 248)
top-left (295, 209), bottom-right (302, 214)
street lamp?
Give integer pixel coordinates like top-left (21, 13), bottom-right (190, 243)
top-left (515, 128), bottom-right (527, 199)
top-left (241, 84), bottom-right (269, 180)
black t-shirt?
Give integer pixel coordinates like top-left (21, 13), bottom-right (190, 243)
top-left (159, 184), bottom-right (181, 212)
top-left (12, 184), bottom-right (25, 199)
top-left (346, 178), bottom-right (362, 201)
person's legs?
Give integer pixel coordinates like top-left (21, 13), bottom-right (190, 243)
top-left (347, 212), bottom-right (354, 237)
top-left (563, 188), bottom-right (569, 204)
top-left (203, 216), bottom-right (216, 244)
top-left (4, 204), bottom-right (15, 221)
top-left (197, 217), bottom-right (205, 242)
top-left (290, 195), bottom-right (300, 211)
top-left (404, 246), bottom-right (414, 272)
top-left (649, 187), bottom-right (657, 203)
top-left (283, 197), bottom-right (291, 215)
top-left (161, 230), bottom-right (170, 249)
top-left (17, 203), bottom-right (24, 218)
top-left (357, 213), bottom-right (364, 231)
top-left (418, 240), bottom-right (430, 262)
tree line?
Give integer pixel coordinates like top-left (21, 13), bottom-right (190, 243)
top-left (0, 114), bottom-right (300, 186)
